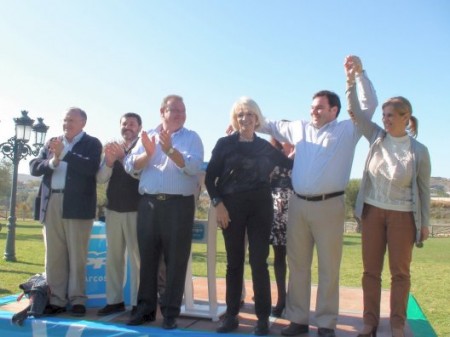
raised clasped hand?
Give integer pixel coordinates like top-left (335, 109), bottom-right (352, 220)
top-left (344, 55), bottom-right (363, 82)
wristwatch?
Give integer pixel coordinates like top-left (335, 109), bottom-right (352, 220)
top-left (167, 147), bottom-right (175, 156)
top-left (212, 197), bottom-right (223, 207)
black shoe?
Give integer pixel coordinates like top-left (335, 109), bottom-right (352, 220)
top-left (271, 304), bottom-right (285, 317)
top-left (71, 304), bottom-right (86, 317)
top-left (254, 319), bottom-right (269, 336)
top-left (217, 315), bottom-right (239, 333)
top-left (318, 327), bottom-right (336, 337)
top-left (131, 306), bottom-right (137, 316)
top-left (281, 322), bottom-right (309, 336)
top-left (162, 317), bottom-right (177, 330)
top-left (127, 310), bottom-right (156, 326)
top-left (44, 304), bottom-right (66, 316)
top-left (357, 325), bottom-right (377, 337)
top-left (97, 302), bottom-right (125, 316)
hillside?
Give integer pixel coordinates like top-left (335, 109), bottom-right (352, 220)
top-left (18, 174), bottom-right (41, 183)
top-left (430, 177), bottom-right (450, 196)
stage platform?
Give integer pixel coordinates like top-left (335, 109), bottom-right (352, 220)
top-left (0, 277), bottom-right (436, 337)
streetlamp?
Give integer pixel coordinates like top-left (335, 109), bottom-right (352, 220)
top-left (0, 110), bottom-right (49, 261)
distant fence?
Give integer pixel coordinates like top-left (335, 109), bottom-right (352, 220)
top-left (344, 221), bottom-right (359, 233)
top-left (430, 225), bottom-right (450, 237)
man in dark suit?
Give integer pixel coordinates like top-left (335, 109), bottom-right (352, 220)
top-left (30, 107), bottom-right (102, 317)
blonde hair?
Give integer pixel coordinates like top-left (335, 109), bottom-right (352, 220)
top-left (229, 96), bottom-right (265, 131)
top-left (382, 96), bottom-right (418, 138)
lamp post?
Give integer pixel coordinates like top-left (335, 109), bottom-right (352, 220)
top-left (0, 110), bottom-right (49, 261)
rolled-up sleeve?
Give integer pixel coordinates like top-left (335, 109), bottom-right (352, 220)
top-left (180, 131), bottom-right (204, 176)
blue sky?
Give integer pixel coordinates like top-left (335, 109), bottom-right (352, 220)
top-left (1, 0), bottom-right (449, 178)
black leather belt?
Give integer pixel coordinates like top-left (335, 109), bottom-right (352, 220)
top-left (51, 189), bottom-right (64, 193)
top-left (145, 193), bottom-right (183, 201)
top-left (295, 191), bottom-right (344, 202)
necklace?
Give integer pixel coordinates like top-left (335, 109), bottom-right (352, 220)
top-left (239, 134), bottom-right (254, 142)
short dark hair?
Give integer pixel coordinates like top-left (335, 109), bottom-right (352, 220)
top-left (121, 112), bottom-right (142, 126)
top-left (313, 90), bottom-right (341, 117)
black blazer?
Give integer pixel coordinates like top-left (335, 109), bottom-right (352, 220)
top-left (30, 133), bottom-right (102, 222)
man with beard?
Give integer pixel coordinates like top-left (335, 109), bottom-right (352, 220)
top-left (96, 113), bottom-right (143, 316)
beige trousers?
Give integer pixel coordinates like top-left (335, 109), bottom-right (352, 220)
top-left (44, 193), bottom-right (93, 307)
top-left (105, 209), bottom-right (140, 306)
top-left (285, 194), bottom-right (345, 329)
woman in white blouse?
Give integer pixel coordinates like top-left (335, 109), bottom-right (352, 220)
top-left (345, 56), bottom-right (431, 337)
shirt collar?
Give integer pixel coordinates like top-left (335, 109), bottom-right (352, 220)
top-left (309, 118), bottom-right (338, 130)
top-left (156, 124), bottom-right (185, 136)
top-left (64, 131), bottom-right (85, 145)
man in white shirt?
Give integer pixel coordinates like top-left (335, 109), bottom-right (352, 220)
top-left (125, 95), bottom-right (204, 330)
top-left (259, 56), bottom-right (377, 337)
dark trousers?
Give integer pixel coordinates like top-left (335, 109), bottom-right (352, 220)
top-left (222, 188), bottom-right (273, 319)
top-left (136, 194), bottom-right (195, 319)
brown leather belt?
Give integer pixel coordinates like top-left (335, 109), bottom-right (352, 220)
top-left (295, 191), bottom-right (344, 202)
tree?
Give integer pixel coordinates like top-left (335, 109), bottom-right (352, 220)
top-left (345, 178), bottom-right (361, 230)
top-left (17, 201), bottom-right (31, 220)
top-left (0, 160), bottom-right (12, 219)
top-left (0, 160), bottom-right (12, 198)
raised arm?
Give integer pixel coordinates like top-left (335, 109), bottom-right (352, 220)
top-left (345, 55), bottom-right (379, 141)
top-left (345, 55), bottom-right (378, 119)
top-left (257, 119), bottom-right (297, 145)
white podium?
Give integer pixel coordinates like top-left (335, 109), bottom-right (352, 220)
top-left (180, 206), bottom-right (226, 321)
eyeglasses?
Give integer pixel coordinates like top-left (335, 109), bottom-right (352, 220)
top-left (236, 111), bottom-right (256, 119)
top-left (165, 108), bottom-right (185, 114)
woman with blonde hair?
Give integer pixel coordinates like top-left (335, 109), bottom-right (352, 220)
top-left (346, 57), bottom-right (431, 337)
top-left (205, 97), bottom-right (293, 336)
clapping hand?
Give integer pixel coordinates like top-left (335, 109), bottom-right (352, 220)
top-left (141, 131), bottom-right (156, 157)
top-left (49, 137), bottom-right (64, 165)
top-left (159, 129), bottom-right (172, 154)
top-left (104, 141), bottom-right (125, 167)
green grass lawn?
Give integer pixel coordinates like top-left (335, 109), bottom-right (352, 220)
top-left (1, 220), bottom-right (449, 336)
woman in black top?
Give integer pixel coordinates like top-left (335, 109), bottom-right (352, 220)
top-left (205, 97), bottom-right (293, 336)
